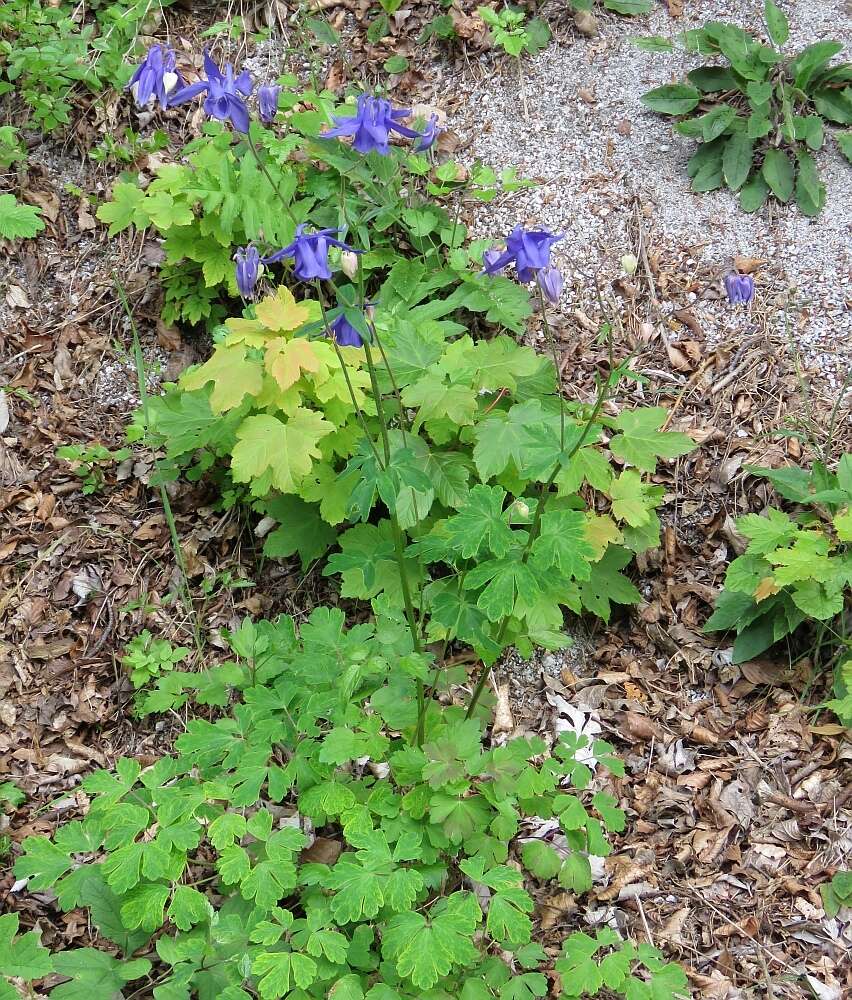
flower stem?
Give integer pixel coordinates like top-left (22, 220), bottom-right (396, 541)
top-left (464, 354), bottom-right (617, 721)
top-left (361, 341), bottom-right (426, 744)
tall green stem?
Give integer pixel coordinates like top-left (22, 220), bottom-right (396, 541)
top-left (361, 341), bottom-right (426, 743)
top-left (465, 349), bottom-right (616, 720)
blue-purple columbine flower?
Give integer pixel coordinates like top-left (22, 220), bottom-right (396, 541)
top-left (263, 224), bottom-right (359, 282)
top-left (234, 245), bottom-right (263, 299)
top-left (321, 94), bottom-right (425, 155)
top-left (538, 266), bottom-right (563, 304)
top-left (168, 50), bottom-right (253, 134)
top-left (724, 272), bottom-right (755, 305)
top-left (414, 113), bottom-right (442, 152)
top-left (482, 225), bottom-right (564, 283)
top-left (126, 45), bottom-right (184, 109)
top-left (330, 313), bottom-right (365, 348)
top-left (258, 83), bottom-right (281, 123)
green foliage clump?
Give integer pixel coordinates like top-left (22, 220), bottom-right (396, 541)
top-left (0, 192), bottom-right (43, 240)
top-left (705, 454), bottom-right (852, 724)
top-left (56, 442), bottom-right (131, 494)
top-left (0, 0), bottom-right (174, 131)
top-left (123, 629), bottom-right (192, 689)
top-left (8, 608), bottom-right (687, 1000)
top-left (820, 870), bottom-right (852, 917)
top-left (138, 273), bottom-right (693, 665)
top-left (639, 0), bottom-right (852, 216)
top-left (477, 6), bottom-right (551, 58)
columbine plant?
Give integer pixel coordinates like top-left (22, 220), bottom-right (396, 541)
top-left (7, 37), bottom-right (696, 1000)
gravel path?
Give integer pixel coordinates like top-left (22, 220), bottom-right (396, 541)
top-left (449, 0), bottom-right (852, 407)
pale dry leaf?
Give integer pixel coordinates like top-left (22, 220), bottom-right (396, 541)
top-left (0, 390), bottom-right (8, 434)
top-left (6, 284), bottom-right (30, 308)
top-left (492, 683), bottom-right (514, 735)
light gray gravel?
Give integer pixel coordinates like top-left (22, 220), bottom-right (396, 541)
top-left (449, 1), bottom-right (851, 402)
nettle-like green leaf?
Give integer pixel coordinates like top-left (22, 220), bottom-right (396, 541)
top-left (0, 193), bottom-right (45, 239)
top-left (609, 408), bottom-right (694, 471)
top-left (443, 484), bottom-right (517, 560)
top-left (0, 913), bottom-right (53, 980)
top-left (382, 891), bottom-right (481, 989)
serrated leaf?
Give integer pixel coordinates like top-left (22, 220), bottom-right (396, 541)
top-left (265, 337), bottom-right (324, 391)
top-left (736, 507), bottom-right (797, 553)
top-left (609, 408), bottom-right (694, 471)
top-left (0, 194), bottom-right (45, 240)
top-left (95, 182), bottom-right (146, 236)
top-left (255, 285), bottom-right (313, 332)
top-left (231, 410), bottom-right (333, 495)
top-left (443, 484), bottom-right (515, 560)
top-left (0, 913), bottom-right (53, 979)
top-left (180, 344), bottom-right (264, 414)
top-left (531, 509), bottom-right (595, 578)
top-left (577, 546), bottom-right (641, 622)
top-left (252, 951), bottom-right (318, 999)
top-left (382, 892), bottom-right (481, 990)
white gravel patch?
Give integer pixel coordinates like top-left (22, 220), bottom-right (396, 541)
top-left (449, 1), bottom-right (852, 400)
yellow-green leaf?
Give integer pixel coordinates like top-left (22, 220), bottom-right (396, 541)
top-left (180, 344), bottom-right (264, 413)
top-left (265, 337), bottom-right (325, 391)
top-left (231, 410), bottom-right (334, 494)
top-left (255, 286), bottom-right (313, 332)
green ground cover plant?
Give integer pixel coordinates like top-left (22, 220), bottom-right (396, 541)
top-left (705, 454), bottom-right (852, 726)
top-left (9, 607), bottom-right (688, 999)
top-left (638, 0), bottom-right (852, 215)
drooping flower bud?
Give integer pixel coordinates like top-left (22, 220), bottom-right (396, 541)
top-left (258, 83), bottom-right (281, 123)
top-left (340, 251), bottom-right (360, 280)
top-left (538, 266), bottom-right (563, 304)
top-left (621, 253), bottom-right (638, 276)
top-left (724, 272), bottom-right (755, 305)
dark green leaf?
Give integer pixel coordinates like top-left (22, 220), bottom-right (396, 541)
top-left (640, 83), bottom-right (702, 115)
top-left (722, 132), bottom-right (754, 191)
top-left (813, 86), bottom-right (852, 124)
top-left (739, 171), bottom-right (769, 211)
top-left (763, 0), bottom-right (789, 47)
top-left (795, 149), bottom-right (826, 216)
top-left (761, 148), bottom-right (794, 202)
top-left (789, 41), bottom-right (843, 90)
top-left (687, 65), bottom-right (739, 92)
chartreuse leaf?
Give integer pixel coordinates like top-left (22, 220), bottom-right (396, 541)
top-left (265, 337), bottom-right (325, 391)
top-left (230, 410), bottom-right (334, 495)
top-left (609, 408), bottom-right (693, 471)
top-left (180, 344), bottom-right (264, 414)
top-left (382, 891), bottom-right (481, 990)
top-left (737, 507), bottom-right (797, 553)
top-left (255, 285), bottom-right (313, 332)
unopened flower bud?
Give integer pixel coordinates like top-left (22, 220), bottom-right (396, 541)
top-left (514, 500), bottom-right (530, 518)
top-left (340, 251), bottom-right (359, 280)
top-left (621, 253), bottom-right (638, 276)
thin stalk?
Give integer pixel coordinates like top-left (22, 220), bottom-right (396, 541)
top-left (465, 364), bottom-right (615, 720)
top-left (536, 279), bottom-right (565, 451)
top-left (362, 340), bottom-right (426, 743)
top-left (115, 277), bottom-right (201, 654)
top-left (314, 281), bottom-right (384, 467)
